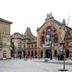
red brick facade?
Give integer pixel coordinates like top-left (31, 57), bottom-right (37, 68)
top-left (37, 13), bottom-right (72, 59)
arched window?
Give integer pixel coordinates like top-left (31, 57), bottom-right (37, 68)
top-left (23, 51), bottom-right (25, 57)
top-left (54, 50), bottom-right (57, 57)
top-left (42, 31), bottom-right (45, 34)
top-left (35, 50), bottom-right (37, 55)
top-left (24, 44), bottom-right (25, 48)
top-left (53, 28), bottom-right (56, 32)
top-left (28, 51), bottom-right (30, 56)
top-left (31, 51), bottom-right (33, 56)
top-left (41, 50), bottom-right (43, 57)
top-left (54, 34), bottom-right (58, 43)
top-left (41, 36), bottom-right (44, 44)
top-left (3, 50), bottom-right (6, 58)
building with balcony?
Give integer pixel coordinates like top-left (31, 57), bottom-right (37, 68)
top-left (11, 27), bottom-right (40, 58)
top-left (11, 32), bottom-right (24, 57)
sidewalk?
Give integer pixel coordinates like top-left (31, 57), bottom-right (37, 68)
top-left (46, 59), bottom-right (72, 65)
top-left (33, 58), bottom-right (72, 65)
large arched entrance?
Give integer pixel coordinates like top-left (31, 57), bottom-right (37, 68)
top-left (45, 49), bottom-right (52, 58)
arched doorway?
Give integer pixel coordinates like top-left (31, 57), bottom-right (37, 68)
top-left (54, 50), bottom-right (57, 57)
top-left (31, 51), bottom-right (33, 57)
top-left (18, 51), bottom-right (22, 59)
top-left (28, 51), bottom-right (30, 57)
top-left (35, 50), bottom-right (37, 57)
top-left (65, 49), bottom-right (69, 58)
top-left (41, 50), bottom-right (43, 57)
top-left (23, 51), bottom-right (25, 57)
top-left (3, 50), bottom-right (7, 59)
top-left (11, 50), bottom-right (14, 57)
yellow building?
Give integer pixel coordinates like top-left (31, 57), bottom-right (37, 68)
top-left (0, 18), bottom-right (12, 59)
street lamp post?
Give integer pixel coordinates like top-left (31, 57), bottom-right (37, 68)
top-left (63, 48), bottom-right (65, 70)
top-left (59, 22), bottom-right (68, 71)
top-left (59, 42), bottom-right (68, 71)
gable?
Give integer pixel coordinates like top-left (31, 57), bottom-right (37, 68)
top-left (37, 20), bottom-right (61, 33)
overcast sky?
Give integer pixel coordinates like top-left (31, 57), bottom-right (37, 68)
top-left (0, 0), bottom-right (72, 36)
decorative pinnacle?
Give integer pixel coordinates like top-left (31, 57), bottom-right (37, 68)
top-left (45, 12), bottom-right (54, 21)
top-left (62, 19), bottom-right (66, 25)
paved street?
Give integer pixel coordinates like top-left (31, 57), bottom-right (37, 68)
top-left (0, 58), bottom-right (72, 72)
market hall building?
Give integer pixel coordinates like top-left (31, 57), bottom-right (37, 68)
top-left (37, 13), bottom-right (72, 59)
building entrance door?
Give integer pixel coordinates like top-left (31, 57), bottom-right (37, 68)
top-left (3, 51), bottom-right (6, 59)
top-left (45, 49), bottom-right (52, 58)
top-left (23, 51), bottom-right (25, 57)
